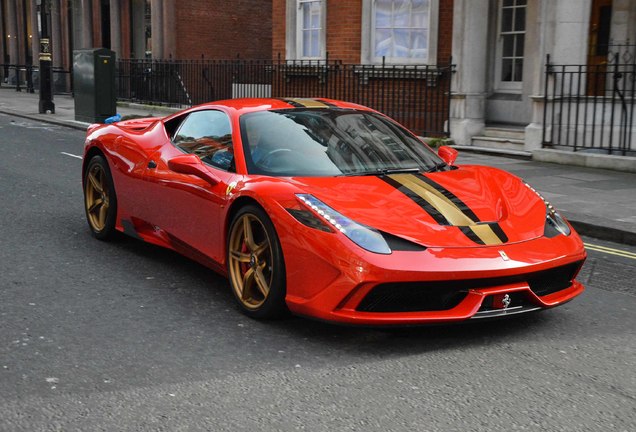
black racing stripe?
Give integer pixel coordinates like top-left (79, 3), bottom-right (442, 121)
top-left (459, 227), bottom-right (486, 245)
top-left (316, 99), bottom-right (338, 107)
top-left (276, 98), bottom-right (305, 108)
top-left (414, 173), bottom-right (481, 222)
top-left (489, 223), bottom-right (509, 243)
top-left (381, 176), bottom-right (450, 225)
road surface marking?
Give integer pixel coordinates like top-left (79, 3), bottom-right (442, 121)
top-left (9, 120), bottom-right (56, 130)
top-left (584, 242), bottom-right (636, 260)
top-left (60, 152), bottom-right (82, 160)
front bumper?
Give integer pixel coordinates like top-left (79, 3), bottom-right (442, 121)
top-left (277, 213), bottom-right (586, 325)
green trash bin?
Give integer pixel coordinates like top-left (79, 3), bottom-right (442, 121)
top-left (73, 48), bottom-right (117, 123)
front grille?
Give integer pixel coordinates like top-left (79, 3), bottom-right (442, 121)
top-left (356, 260), bottom-right (584, 313)
top-left (528, 261), bottom-right (583, 296)
top-left (356, 283), bottom-right (468, 313)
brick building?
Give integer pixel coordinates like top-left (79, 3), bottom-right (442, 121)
top-left (272, 0), bottom-right (453, 64)
top-left (0, 0), bottom-right (272, 84)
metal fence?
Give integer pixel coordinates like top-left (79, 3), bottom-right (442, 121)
top-left (0, 64), bottom-right (73, 94)
top-left (542, 52), bottom-right (635, 156)
top-left (117, 57), bottom-right (455, 137)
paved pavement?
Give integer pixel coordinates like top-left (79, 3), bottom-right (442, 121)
top-left (1, 87), bottom-right (635, 245)
top-left (1, 114), bottom-right (635, 431)
top-left (2, 91), bottom-right (636, 431)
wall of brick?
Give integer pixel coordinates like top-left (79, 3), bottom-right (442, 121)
top-left (325, 1), bottom-right (363, 63)
top-left (272, 0), bottom-right (453, 65)
top-left (273, 0), bottom-right (287, 59)
top-left (437, 0), bottom-right (454, 64)
top-left (174, 0), bottom-right (272, 60)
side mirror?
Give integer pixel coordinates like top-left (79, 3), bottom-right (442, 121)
top-left (437, 145), bottom-right (458, 166)
top-left (167, 154), bottom-right (220, 186)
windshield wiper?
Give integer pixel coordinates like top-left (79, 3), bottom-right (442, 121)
top-left (425, 162), bottom-right (448, 173)
top-left (341, 167), bottom-right (421, 177)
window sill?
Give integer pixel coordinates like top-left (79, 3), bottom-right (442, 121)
top-left (353, 65), bottom-right (450, 86)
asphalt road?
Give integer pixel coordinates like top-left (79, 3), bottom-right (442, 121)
top-left (1, 114), bottom-right (634, 431)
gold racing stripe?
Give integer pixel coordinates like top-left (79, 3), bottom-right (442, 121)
top-left (393, 174), bottom-right (473, 226)
top-left (286, 98), bottom-right (329, 108)
top-left (389, 173), bottom-right (504, 246)
top-left (467, 224), bottom-right (504, 246)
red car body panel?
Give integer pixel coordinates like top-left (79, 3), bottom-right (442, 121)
top-left (83, 98), bottom-right (586, 325)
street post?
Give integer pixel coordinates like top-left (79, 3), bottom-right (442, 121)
top-left (38, 0), bottom-right (55, 114)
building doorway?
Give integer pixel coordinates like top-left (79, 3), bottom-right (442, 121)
top-left (586, 0), bottom-right (612, 96)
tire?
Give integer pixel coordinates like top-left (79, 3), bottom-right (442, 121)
top-left (227, 205), bottom-right (287, 319)
top-left (83, 154), bottom-right (118, 240)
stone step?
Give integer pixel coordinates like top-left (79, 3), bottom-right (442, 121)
top-left (483, 126), bottom-right (526, 140)
top-left (453, 145), bottom-right (532, 159)
top-left (471, 135), bottom-right (526, 151)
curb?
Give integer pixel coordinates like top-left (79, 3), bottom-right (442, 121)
top-left (0, 109), bottom-right (90, 131)
top-left (568, 220), bottom-right (636, 247)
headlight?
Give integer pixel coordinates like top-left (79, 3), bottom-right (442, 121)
top-left (296, 194), bottom-right (391, 254)
top-left (545, 207), bottom-right (571, 237)
top-left (524, 182), bottom-right (571, 237)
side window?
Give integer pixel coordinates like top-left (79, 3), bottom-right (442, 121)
top-left (173, 110), bottom-right (234, 171)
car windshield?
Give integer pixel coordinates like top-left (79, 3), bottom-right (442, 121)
top-left (239, 108), bottom-right (444, 177)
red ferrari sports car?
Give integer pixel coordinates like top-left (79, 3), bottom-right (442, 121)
top-left (82, 97), bottom-right (586, 325)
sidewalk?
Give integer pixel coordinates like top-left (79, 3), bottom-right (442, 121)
top-left (1, 88), bottom-right (635, 245)
top-left (0, 88), bottom-right (179, 130)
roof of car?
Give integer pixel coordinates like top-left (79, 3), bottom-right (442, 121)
top-left (193, 97), bottom-right (372, 114)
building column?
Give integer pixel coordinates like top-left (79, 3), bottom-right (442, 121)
top-left (524, 0), bottom-right (592, 150)
top-left (163, 0), bottom-right (175, 59)
top-left (51, 0), bottom-right (62, 67)
top-left (80, 0), bottom-right (92, 48)
top-left (15, 0), bottom-right (27, 65)
top-left (49, 0), bottom-right (64, 91)
top-left (109, 0), bottom-right (121, 56)
top-left (91, 0), bottom-right (101, 47)
top-left (610, 0), bottom-right (636, 53)
top-left (449, 0), bottom-right (490, 145)
top-left (7, 0), bottom-right (19, 83)
top-left (29, 0), bottom-right (39, 63)
top-left (60, 0), bottom-right (72, 70)
top-left (150, 0), bottom-right (163, 58)
top-left (0, 1), bottom-right (5, 71)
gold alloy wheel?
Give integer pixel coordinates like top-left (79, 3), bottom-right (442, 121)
top-left (228, 214), bottom-right (274, 310)
top-left (85, 164), bottom-right (110, 232)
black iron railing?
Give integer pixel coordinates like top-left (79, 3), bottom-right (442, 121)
top-left (0, 63), bottom-right (73, 94)
top-left (542, 53), bottom-right (635, 156)
top-left (116, 57), bottom-right (455, 137)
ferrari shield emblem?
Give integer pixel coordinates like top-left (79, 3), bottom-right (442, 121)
top-left (499, 250), bottom-right (510, 261)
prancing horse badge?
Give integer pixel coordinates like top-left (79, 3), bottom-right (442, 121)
top-left (499, 250), bottom-right (510, 261)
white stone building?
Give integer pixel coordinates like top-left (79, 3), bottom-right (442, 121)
top-left (450, 0), bottom-right (636, 166)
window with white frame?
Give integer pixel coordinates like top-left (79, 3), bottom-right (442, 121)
top-left (496, 0), bottom-right (526, 90)
top-left (286, 0), bottom-right (326, 60)
top-left (362, 0), bottom-right (439, 64)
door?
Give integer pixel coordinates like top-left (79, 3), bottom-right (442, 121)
top-left (143, 109), bottom-right (238, 266)
top-left (487, 0), bottom-right (531, 125)
top-left (587, 0), bottom-right (613, 96)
